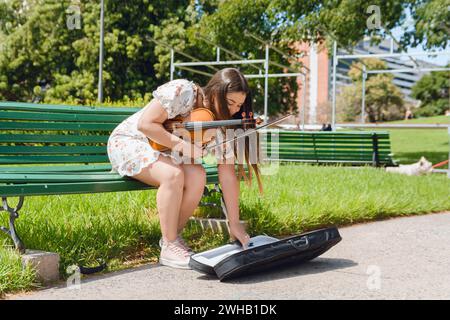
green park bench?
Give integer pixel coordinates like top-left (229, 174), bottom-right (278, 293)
top-left (262, 130), bottom-right (397, 167)
top-left (0, 101), bottom-right (227, 253)
top-left (0, 101), bottom-right (397, 253)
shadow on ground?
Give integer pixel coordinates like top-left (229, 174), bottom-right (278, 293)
top-left (195, 257), bottom-right (358, 284)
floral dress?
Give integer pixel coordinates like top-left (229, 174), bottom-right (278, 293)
top-left (107, 79), bottom-right (233, 177)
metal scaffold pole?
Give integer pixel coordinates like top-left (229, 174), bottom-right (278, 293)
top-left (97, 0), bottom-right (105, 103)
top-left (264, 44), bottom-right (269, 124)
top-left (331, 41), bottom-right (337, 131)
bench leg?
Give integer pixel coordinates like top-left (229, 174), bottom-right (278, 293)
top-left (199, 184), bottom-right (227, 219)
top-left (1, 196), bottom-right (26, 253)
top-left (195, 184), bottom-right (231, 234)
top-left (215, 184), bottom-right (231, 234)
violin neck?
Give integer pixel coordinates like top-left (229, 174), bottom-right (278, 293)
top-left (183, 119), bottom-right (243, 130)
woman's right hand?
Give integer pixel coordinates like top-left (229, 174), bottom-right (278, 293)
top-left (174, 140), bottom-right (204, 159)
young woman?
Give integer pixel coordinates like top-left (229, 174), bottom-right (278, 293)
top-left (107, 68), bottom-right (262, 269)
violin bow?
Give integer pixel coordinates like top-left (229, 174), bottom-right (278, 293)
top-left (203, 114), bottom-right (293, 152)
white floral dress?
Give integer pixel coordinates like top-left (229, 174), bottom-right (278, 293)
top-left (107, 79), bottom-right (233, 177)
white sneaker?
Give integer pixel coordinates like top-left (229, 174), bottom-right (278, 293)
top-left (159, 236), bottom-right (194, 255)
top-left (159, 239), bottom-right (192, 269)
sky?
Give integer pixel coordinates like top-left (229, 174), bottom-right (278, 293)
top-left (390, 9), bottom-right (449, 66)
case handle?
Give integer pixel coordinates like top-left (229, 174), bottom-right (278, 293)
top-left (287, 237), bottom-right (309, 250)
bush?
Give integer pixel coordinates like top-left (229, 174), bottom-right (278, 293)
top-left (414, 100), bottom-right (448, 117)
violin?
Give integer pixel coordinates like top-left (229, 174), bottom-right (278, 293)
top-left (148, 107), bottom-right (261, 152)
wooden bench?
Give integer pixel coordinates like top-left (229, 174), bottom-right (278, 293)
top-left (0, 101), bottom-right (227, 253)
top-left (262, 130), bottom-right (397, 167)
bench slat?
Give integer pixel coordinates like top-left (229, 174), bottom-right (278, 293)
top-left (0, 172), bottom-right (123, 182)
top-left (0, 163), bottom-right (219, 174)
top-left (0, 172), bottom-right (221, 197)
top-left (263, 143), bottom-right (391, 148)
top-left (0, 155), bottom-right (109, 164)
top-left (269, 155), bottom-right (391, 161)
top-left (0, 180), bottom-right (155, 197)
top-left (0, 134), bottom-right (110, 143)
top-left (270, 135), bottom-right (391, 140)
top-left (0, 111), bottom-right (128, 123)
top-left (267, 130), bottom-right (391, 135)
top-left (268, 152), bottom-right (389, 159)
top-left (1, 121), bottom-right (117, 131)
top-left (271, 159), bottom-right (388, 164)
top-left (274, 136), bottom-right (391, 141)
top-left (0, 146), bottom-right (106, 155)
top-left (0, 101), bottom-right (140, 114)
top-left (0, 164), bottom-right (112, 173)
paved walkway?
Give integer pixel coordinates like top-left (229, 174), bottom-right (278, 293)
top-left (9, 211), bottom-right (450, 300)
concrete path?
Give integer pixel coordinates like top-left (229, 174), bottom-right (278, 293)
top-left (9, 211), bottom-right (450, 300)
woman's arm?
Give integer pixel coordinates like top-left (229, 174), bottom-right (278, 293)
top-left (138, 99), bottom-right (204, 159)
top-left (137, 99), bottom-right (184, 150)
top-left (218, 163), bottom-right (250, 248)
top-left (218, 163), bottom-right (240, 223)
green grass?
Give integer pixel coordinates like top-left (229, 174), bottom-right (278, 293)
top-left (388, 116), bottom-right (449, 168)
top-left (1, 163), bottom-right (449, 295)
top-left (0, 241), bottom-right (38, 297)
top-left (343, 115), bottom-right (449, 169)
top-left (388, 115), bottom-right (449, 124)
top-left (239, 163), bottom-right (449, 235)
top-left (389, 129), bottom-right (448, 169)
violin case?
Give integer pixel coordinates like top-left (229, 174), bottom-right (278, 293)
top-left (189, 227), bottom-right (341, 281)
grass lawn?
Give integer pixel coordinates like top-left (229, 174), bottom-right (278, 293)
top-left (389, 116), bottom-right (448, 169)
top-left (0, 241), bottom-right (36, 295)
top-left (388, 115), bottom-right (449, 124)
top-left (390, 129), bottom-right (448, 169)
top-left (1, 163), bottom-right (449, 296)
top-left (341, 115), bottom-right (449, 169)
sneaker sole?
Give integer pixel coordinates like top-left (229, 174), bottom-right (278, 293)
top-left (159, 257), bottom-right (192, 270)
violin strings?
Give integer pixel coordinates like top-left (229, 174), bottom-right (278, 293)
top-left (184, 119), bottom-right (243, 130)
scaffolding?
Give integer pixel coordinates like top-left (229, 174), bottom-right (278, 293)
top-left (168, 33), bottom-right (308, 128)
top-left (330, 40), bottom-right (450, 177)
top-left (331, 42), bottom-right (450, 128)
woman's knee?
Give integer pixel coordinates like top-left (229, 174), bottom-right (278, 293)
top-left (131, 157), bottom-right (184, 188)
top-left (184, 165), bottom-right (206, 187)
top-left (163, 166), bottom-right (185, 187)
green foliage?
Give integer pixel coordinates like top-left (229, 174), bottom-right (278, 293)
top-left (266, 0), bottom-right (435, 57)
top-left (412, 69), bottom-right (450, 117)
top-left (0, 0), bottom-right (447, 109)
top-left (402, 0), bottom-right (450, 50)
top-left (0, 241), bottom-right (38, 296)
top-left (0, 0), bottom-right (190, 103)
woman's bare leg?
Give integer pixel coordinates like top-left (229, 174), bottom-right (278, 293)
top-left (131, 155), bottom-right (184, 242)
top-left (177, 164), bottom-right (206, 234)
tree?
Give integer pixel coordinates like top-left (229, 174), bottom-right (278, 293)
top-left (0, 0), bottom-right (190, 103)
top-left (0, 0), bottom-right (446, 106)
top-left (402, 0), bottom-right (450, 50)
top-left (411, 68), bottom-right (450, 117)
top-left (338, 59), bottom-right (405, 122)
top-left (179, 0), bottom-right (427, 116)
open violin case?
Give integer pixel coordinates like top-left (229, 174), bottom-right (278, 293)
top-left (189, 227), bottom-right (341, 281)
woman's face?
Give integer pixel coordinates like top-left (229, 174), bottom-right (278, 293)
top-left (223, 91), bottom-right (246, 116)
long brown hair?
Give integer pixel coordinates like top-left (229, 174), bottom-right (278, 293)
top-left (202, 68), bottom-right (263, 194)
